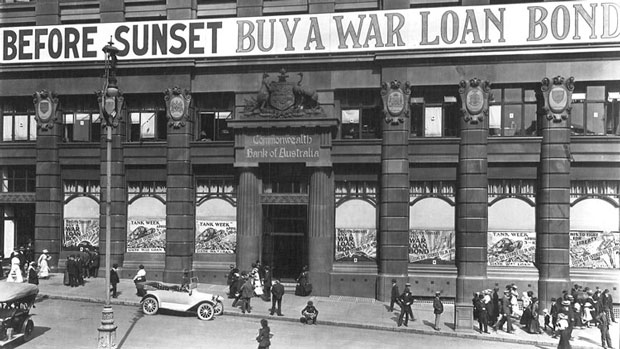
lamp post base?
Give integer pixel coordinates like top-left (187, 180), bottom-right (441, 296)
top-left (97, 305), bottom-right (117, 349)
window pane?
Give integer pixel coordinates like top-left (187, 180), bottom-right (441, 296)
top-left (141, 112), bottom-right (156, 139)
top-left (3, 115), bottom-right (13, 141)
top-left (571, 102), bottom-right (585, 135)
top-left (410, 104), bottom-right (423, 137)
top-left (200, 112), bottom-right (214, 141)
top-left (503, 105), bottom-right (522, 136)
top-left (14, 115), bottom-right (28, 140)
top-left (523, 104), bottom-right (537, 136)
top-left (130, 112), bottom-right (141, 124)
top-left (586, 103), bottom-right (605, 135)
top-left (361, 108), bottom-right (379, 139)
top-left (29, 115), bottom-right (37, 140)
top-left (342, 110), bottom-right (359, 139)
top-left (489, 105), bottom-right (502, 136)
top-left (73, 113), bottom-right (90, 141)
top-left (64, 113), bottom-right (74, 124)
top-left (424, 107), bottom-right (442, 137)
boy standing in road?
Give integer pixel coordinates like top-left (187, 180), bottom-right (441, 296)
top-left (433, 291), bottom-right (444, 331)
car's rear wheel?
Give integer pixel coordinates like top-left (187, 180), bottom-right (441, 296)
top-left (197, 303), bottom-right (214, 320)
top-left (214, 301), bottom-right (224, 316)
top-left (21, 319), bottom-right (34, 342)
top-left (142, 297), bottom-right (159, 315)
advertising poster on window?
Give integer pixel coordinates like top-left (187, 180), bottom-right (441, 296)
top-left (63, 218), bottom-right (99, 251)
top-left (127, 218), bottom-right (166, 252)
top-left (570, 231), bottom-right (620, 269)
top-left (335, 228), bottom-right (376, 262)
top-left (408, 230), bottom-right (455, 264)
top-left (487, 231), bottom-right (536, 266)
top-left (195, 220), bottom-right (237, 254)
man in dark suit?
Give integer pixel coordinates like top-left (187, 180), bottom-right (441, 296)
top-left (389, 279), bottom-right (400, 312)
top-left (397, 283), bottom-right (414, 327)
top-left (270, 279), bottom-right (285, 316)
top-left (493, 290), bottom-right (514, 333)
top-left (110, 263), bottom-right (120, 298)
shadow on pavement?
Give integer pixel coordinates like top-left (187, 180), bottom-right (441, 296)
top-left (117, 308), bottom-right (145, 349)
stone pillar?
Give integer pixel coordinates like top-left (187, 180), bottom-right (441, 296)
top-left (34, 91), bottom-right (62, 269)
top-left (167, 0), bottom-right (196, 20)
top-left (164, 87), bottom-right (193, 282)
top-left (100, 0), bottom-right (125, 23)
top-left (237, 0), bottom-right (262, 17)
top-left (35, 0), bottom-right (59, 25)
top-left (308, 167), bottom-right (334, 296)
top-left (377, 80), bottom-right (411, 301)
top-left (455, 78), bottom-right (491, 331)
top-left (99, 114), bottom-right (127, 270)
top-left (537, 76), bottom-right (574, 310)
top-left (237, 167), bottom-right (261, 271)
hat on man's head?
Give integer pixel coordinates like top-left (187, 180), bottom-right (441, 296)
top-left (405, 282), bottom-right (411, 287)
top-left (42, 249), bottom-right (49, 253)
top-left (307, 301), bottom-right (313, 306)
top-left (391, 279), bottom-right (397, 283)
top-left (435, 291), bottom-right (441, 296)
top-left (562, 300), bottom-right (570, 306)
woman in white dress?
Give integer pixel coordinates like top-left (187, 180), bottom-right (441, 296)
top-left (6, 253), bottom-right (23, 282)
top-left (38, 249), bottom-right (51, 279)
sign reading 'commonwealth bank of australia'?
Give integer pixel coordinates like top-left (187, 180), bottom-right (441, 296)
top-left (240, 133), bottom-right (320, 163)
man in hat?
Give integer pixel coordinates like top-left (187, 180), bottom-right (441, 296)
top-left (180, 269), bottom-right (190, 291)
top-left (433, 291), bottom-right (444, 331)
top-left (270, 279), bottom-right (285, 316)
top-left (596, 308), bottom-right (613, 349)
top-left (397, 283), bottom-right (415, 327)
top-left (389, 279), bottom-right (400, 312)
top-left (301, 300), bottom-right (319, 325)
top-left (110, 263), bottom-right (120, 298)
top-left (493, 289), bottom-right (514, 333)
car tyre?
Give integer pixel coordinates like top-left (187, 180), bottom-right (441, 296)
top-left (197, 302), bottom-right (214, 321)
top-left (21, 319), bottom-right (34, 342)
top-left (142, 297), bottom-right (159, 315)
top-left (214, 301), bottom-right (224, 316)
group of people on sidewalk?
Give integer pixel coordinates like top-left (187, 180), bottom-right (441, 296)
top-left (5, 246), bottom-right (51, 285)
top-left (389, 279), bottom-right (444, 330)
top-left (63, 246), bottom-right (100, 287)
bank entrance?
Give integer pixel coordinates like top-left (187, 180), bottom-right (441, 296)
top-left (262, 204), bottom-right (307, 280)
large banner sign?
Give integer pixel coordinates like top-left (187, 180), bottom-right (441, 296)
top-left (570, 231), bottom-right (620, 269)
top-left (63, 218), bottom-right (99, 251)
top-left (335, 228), bottom-right (376, 262)
top-left (2, 1), bottom-right (618, 64)
top-left (195, 220), bottom-right (237, 254)
top-left (487, 231), bottom-right (536, 266)
top-left (240, 133), bottom-right (320, 163)
top-left (408, 230), bottom-right (455, 264)
top-left (127, 218), bottom-right (166, 252)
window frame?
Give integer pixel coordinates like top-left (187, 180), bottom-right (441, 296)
top-left (62, 111), bottom-right (101, 142)
top-left (2, 111), bottom-right (37, 142)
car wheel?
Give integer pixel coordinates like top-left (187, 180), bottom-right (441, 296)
top-left (21, 319), bottom-right (34, 342)
top-left (214, 301), bottom-right (224, 316)
top-left (142, 297), bottom-right (159, 315)
top-left (197, 303), bottom-right (214, 321)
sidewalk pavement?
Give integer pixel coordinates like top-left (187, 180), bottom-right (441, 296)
top-left (33, 274), bottom-right (617, 349)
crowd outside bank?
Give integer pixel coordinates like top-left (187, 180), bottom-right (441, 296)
top-left (5, 246), bottom-right (53, 284)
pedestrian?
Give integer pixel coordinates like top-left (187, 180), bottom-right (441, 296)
top-left (255, 319), bottom-right (271, 349)
top-left (227, 264), bottom-right (238, 287)
top-left (544, 308), bottom-right (551, 332)
top-left (475, 293), bottom-right (488, 334)
top-left (79, 246), bottom-right (91, 279)
top-left (295, 265), bottom-right (312, 296)
top-left (397, 282), bottom-right (414, 327)
top-left (520, 291), bottom-right (532, 327)
top-left (110, 263), bottom-right (120, 298)
top-left (490, 287), bottom-right (500, 325)
top-left (493, 289), bottom-right (514, 333)
top-left (550, 297), bottom-right (559, 335)
top-left (67, 255), bottom-right (79, 287)
top-left (37, 249), bottom-right (51, 279)
top-left (89, 248), bottom-right (100, 278)
top-left (301, 300), bottom-right (319, 325)
top-left (27, 262), bottom-right (39, 285)
top-left (557, 313), bottom-right (572, 349)
top-left (528, 296), bottom-right (542, 334)
top-left (6, 251), bottom-right (24, 283)
top-left (601, 289), bottom-right (616, 323)
top-left (75, 255), bottom-right (84, 285)
top-left (596, 309), bottom-right (613, 349)
top-left (232, 272), bottom-right (247, 308)
top-left (240, 275), bottom-right (254, 314)
top-left (250, 263), bottom-right (264, 297)
top-left (270, 279), bottom-right (285, 316)
top-left (389, 279), bottom-right (399, 312)
top-left (433, 291), bottom-right (444, 331)
top-left (180, 269), bottom-right (191, 290)
top-left (133, 264), bottom-right (147, 297)
top-left (262, 265), bottom-right (272, 302)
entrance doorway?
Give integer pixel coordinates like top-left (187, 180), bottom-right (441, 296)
top-left (262, 204), bottom-right (307, 281)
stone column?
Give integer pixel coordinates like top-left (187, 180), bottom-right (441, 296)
top-left (377, 80), bottom-right (411, 301)
top-left (454, 78), bottom-right (491, 331)
top-left (237, 167), bottom-right (261, 271)
top-left (308, 167), bottom-right (334, 296)
top-left (164, 88), bottom-right (193, 282)
top-left (34, 91), bottom-right (62, 269)
top-left (537, 76), bottom-right (574, 310)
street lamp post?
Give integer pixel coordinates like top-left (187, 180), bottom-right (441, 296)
top-left (97, 39), bottom-right (123, 349)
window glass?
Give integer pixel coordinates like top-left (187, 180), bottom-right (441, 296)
top-left (14, 115), bottom-right (28, 140)
top-left (424, 107), bottom-right (442, 137)
top-left (586, 103), bottom-right (605, 135)
top-left (92, 113), bottom-right (101, 141)
top-left (341, 109), bottom-right (359, 139)
top-left (29, 115), bottom-right (37, 140)
top-left (410, 103), bottom-right (424, 137)
top-left (523, 104), bottom-right (537, 136)
top-left (73, 113), bottom-right (91, 142)
top-left (503, 105), bottom-right (522, 136)
top-left (361, 108), bottom-right (380, 139)
top-left (3, 115), bottom-right (13, 141)
top-left (489, 105), bottom-right (502, 136)
top-left (141, 112), bottom-right (156, 139)
top-left (571, 102), bottom-right (585, 135)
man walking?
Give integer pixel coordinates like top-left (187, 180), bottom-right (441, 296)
top-left (270, 279), bottom-right (285, 316)
top-left (110, 263), bottom-right (120, 298)
top-left (240, 275), bottom-right (254, 314)
top-left (493, 289), bottom-right (514, 333)
top-left (433, 291), bottom-right (444, 331)
top-left (596, 309), bottom-right (614, 349)
top-left (389, 279), bottom-right (400, 312)
top-left (397, 283), bottom-right (414, 327)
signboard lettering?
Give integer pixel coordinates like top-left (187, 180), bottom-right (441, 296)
top-left (241, 133), bottom-right (320, 163)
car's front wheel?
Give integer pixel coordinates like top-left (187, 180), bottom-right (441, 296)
top-left (197, 302), bottom-right (214, 320)
top-left (21, 319), bottom-right (34, 342)
top-left (142, 297), bottom-right (159, 316)
top-left (214, 301), bottom-right (224, 316)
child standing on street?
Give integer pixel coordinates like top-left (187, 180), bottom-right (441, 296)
top-left (256, 319), bottom-right (271, 349)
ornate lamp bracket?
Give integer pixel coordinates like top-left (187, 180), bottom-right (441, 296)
top-left (164, 86), bottom-right (192, 129)
top-left (458, 78), bottom-right (491, 125)
top-left (541, 76), bottom-right (574, 123)
top-left (381, 80), bottom-right (411, 125)
top-left (33, 89), bottom-right (59, 130)
top-left (97, 90), bottom-right (124, 128)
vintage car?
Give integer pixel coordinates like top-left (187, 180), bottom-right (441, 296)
top-left (0, 283), bottom-right (37, 347)
top-left (140, 277), bottom-right (224, 320)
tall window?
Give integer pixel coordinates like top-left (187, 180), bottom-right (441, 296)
top-left (2, 112), bottom-right (36, 142)
top-left (571, 86), bottom-right (607, 136)
top-left (607, 91), bottom-right (620, 135)
top-left (128, 110), bottom-right (167, 141)
top-left (489, 87), bottom-right (539, 137)
top-left (63, 112), bottom-right (101, 142)
top-left (195, 92), bottom-right (234, 142)
top-left (1, 167), bottom-right (35, 192)
top-left (410, 87), bottom-right (459, 137)
top-left (337, 89), bottom-right (381, 139)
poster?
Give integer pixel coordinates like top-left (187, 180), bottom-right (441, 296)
top-left (63, 218), bottom-right (99, 250)
top-left (127, 218), bottom-right (166, 252)
top-left (195, 220), bottom-right (237, 253)
top-left (570, 231), bottom-right (620, 269)
top-left (487, 231), bottom-right (536, 266)
top-left (408, 230), bottom-right (455, 264)
top-left (335, 228), bottom-right (376, 262)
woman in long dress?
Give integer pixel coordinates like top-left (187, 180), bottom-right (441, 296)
top-left (7, 253), bottom-right (23, 282)
top-left (38, 249), bottom-right (51, 279)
